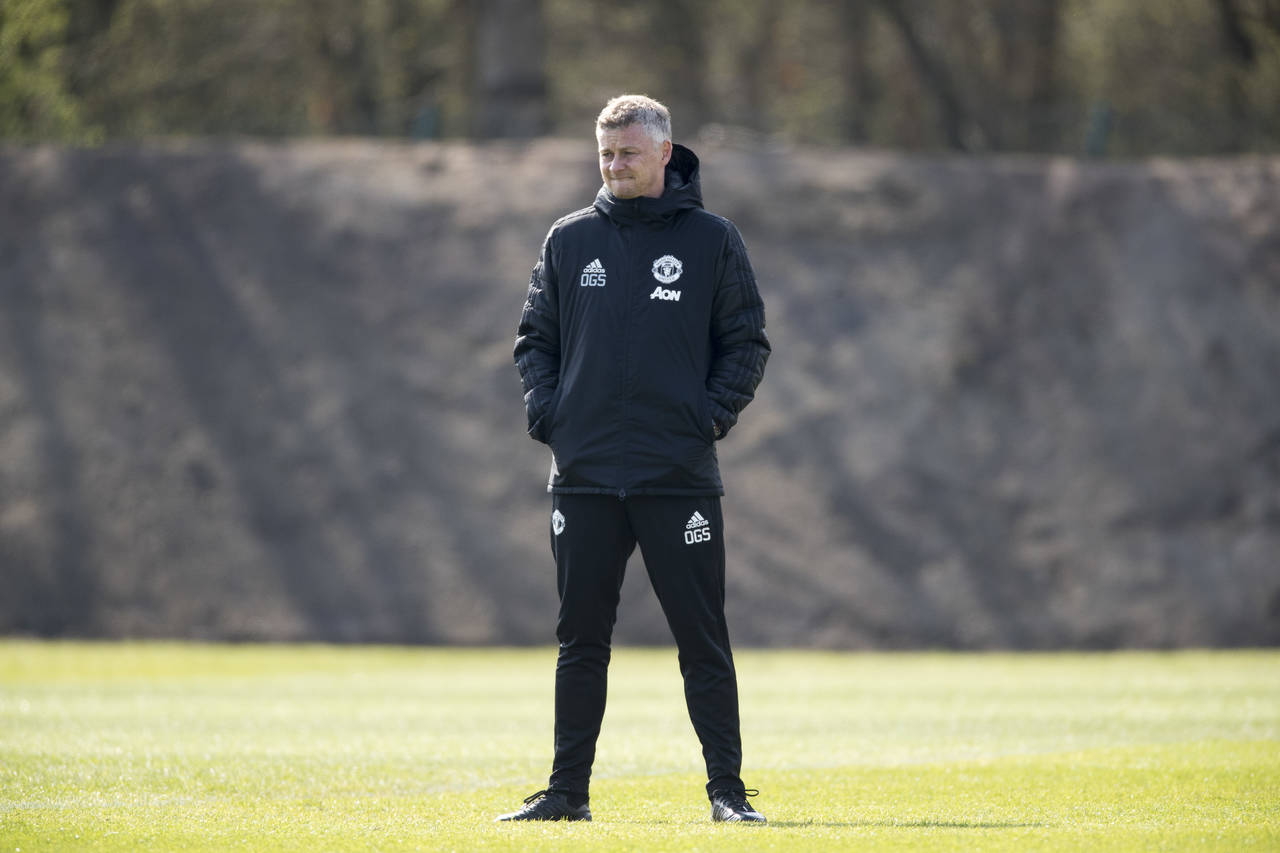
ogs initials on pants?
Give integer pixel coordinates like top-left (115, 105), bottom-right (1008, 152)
top-left (684, 527), bottom-right (711, 544)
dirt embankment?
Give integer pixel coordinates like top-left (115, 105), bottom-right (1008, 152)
top-left (2, 139), bottom-right (1278, 647)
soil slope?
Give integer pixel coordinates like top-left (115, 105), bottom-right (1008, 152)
top-left (2, 139), bottom-right (1277, 647)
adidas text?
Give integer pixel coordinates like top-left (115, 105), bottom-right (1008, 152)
top-left (650, 286), bottom-right (681, 301)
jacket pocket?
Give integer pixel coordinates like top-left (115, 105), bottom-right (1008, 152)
top-left (697, 387), bottom-right (716, 444)
top-left (529, 385), bottom-right (563, 444)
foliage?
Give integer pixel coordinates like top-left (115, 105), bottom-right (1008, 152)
top-left (2, 642), bottom-right (1278, 851)
top-left (58, 0), bottom-right (461, 138)
top-left (2, 2), bottom-right (1280, 150)
top-left (0, 0), bottom-right (95, 141)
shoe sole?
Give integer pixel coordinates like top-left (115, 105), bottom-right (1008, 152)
top-left (495, 810), bottom-right (591, 822)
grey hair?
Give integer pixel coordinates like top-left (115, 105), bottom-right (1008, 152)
top-left (596, 94), bottom-right (672, 144)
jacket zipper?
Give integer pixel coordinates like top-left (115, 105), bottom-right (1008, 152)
top-left (617, 222), bottom-right (633, 498)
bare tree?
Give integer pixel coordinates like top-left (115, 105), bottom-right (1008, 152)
top-left (1212, 0), bottom-right (1259, 150)
top-left (1023, 0), bottom-right (1062, 150)
top-left (987, 0), bottom-right (1062, 150)
top-left (735, 1), bottom-right (781, 133)
top-left (873, 0), bottom-right (975, 150)
top-left (837, 0), bottom-right (877, 144)
top-left (647, 0), bottom-right (715, 133)
top-left (468, 0), bottom-right (549, 138)
top-left (1214, 0), bottom-right (1258, 64)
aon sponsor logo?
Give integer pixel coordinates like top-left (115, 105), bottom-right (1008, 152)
top-left (650, 286), bottom-right (681, 301)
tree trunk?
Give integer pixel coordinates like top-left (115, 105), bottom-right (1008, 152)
top-left (469, 0), bottom-right (548, 138)
top-left (649, 0), bottom-right (713, 135)
top-left (1213, 0), bottom-right (1257, 151)
top-left (873, 0), bottom-right (972, 150)
top-left (1024, 0), bottom-right (1062, 151)
top-left (838, 0), bottom-right (876, 143)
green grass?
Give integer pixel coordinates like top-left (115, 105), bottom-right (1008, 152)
top-left (1, 643), bottom-right (1277, 851)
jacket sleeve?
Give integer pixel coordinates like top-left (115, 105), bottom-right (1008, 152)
top-left (513, 230), bottom-right (561, 443)
top-left (707, 222), bottom-right (770, 439)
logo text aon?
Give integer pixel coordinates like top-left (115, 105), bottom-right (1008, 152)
top-left (649, 286), bottom-right (681, 301)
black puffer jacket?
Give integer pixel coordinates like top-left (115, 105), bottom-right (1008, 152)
top-left (514, 144), bottom-right (770, 496)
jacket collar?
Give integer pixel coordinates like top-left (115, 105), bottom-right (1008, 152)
top-left (594, 143), bottom-right (703, 226)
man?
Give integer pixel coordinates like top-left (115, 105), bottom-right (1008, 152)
top-left (501, 95), bottom-right (770, 824)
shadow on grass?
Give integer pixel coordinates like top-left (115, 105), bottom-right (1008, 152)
top-left (769, 820), bottom-right (1048, 829)
top-left (603, 818), bottom-right (1047, 829)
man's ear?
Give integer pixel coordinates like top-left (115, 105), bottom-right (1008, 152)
top-left (660, 139), bottom-right (672, 166)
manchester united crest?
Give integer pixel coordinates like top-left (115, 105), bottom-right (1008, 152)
top-left (651, 255), bottom-right (683, 285)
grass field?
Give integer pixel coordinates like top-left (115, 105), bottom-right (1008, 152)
top-left (1, 642), bottom-right (1276, 851)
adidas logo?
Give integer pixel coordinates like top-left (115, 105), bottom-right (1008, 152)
top-left (580, 258), bottom-right (607, 287)
top-left (684, 511), bottom-right (711, 545)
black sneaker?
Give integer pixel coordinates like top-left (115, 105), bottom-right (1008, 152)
top-left (710, 788), bottom-right (766, 823)
top-left (495, 789), bottom-right (591, 822)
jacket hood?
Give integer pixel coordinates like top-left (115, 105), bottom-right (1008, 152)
top-left (594, 143), bottom-right (703, 226)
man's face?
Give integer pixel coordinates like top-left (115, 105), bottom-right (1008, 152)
top-left (597, 123), bottom-right (672, 200)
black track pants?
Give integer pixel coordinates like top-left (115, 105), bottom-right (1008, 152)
top-left (546, 493), bottom-right (744, 800)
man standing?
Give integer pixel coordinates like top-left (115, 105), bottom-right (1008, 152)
top-left (500, 95), bottom-right (770, 824)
